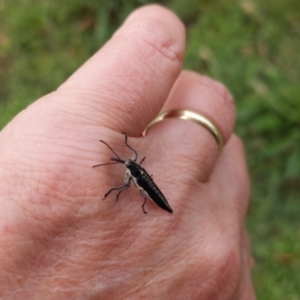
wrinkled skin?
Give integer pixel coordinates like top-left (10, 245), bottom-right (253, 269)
top-left (0, 5), bottom-right (256, 300)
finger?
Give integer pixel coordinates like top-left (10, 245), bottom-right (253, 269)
top-left (195, 137), bottom-right (254, 299)
top-left (209, 134), bottom-right (250, 223)
top-left (233, 230), bottom-right (256, 300)
top-left (57, 5), bottom-right (185, 136)
top-left (144, 71), bottom-right (236, 181)
top-left (163, 71), bottom-right (235, 141)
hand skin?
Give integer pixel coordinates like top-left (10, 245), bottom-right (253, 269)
top-left (0, 5), bottom-right (256, 300)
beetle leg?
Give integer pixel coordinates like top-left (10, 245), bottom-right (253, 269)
top-left (103, 173), bottom-right (131, 201)
top-left (139, 190), bottom-right (148, 214)
top-left (139, 156), bottom-right (146, 165)
top-left (124, 133), bottom-right (138, 162)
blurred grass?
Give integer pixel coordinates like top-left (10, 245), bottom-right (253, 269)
top-left (0, 0), bottom-right (299, 298)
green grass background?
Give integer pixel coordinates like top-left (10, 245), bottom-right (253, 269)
top-left (0, 0), bottom-right (299, 298)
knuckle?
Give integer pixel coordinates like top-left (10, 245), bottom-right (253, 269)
top-left (120, 12), bottom-right (184, 67)
top-left (198, 75), bottom-right (235, 108)
top-left (226, 134), bottom-right (251, 214)
top-left (230, 134), bottom-right (246, 157)
top-left (134, 28), bottom-right (182, 64)
top-left (194, 74), bottom-right (236, 134)
top-left (177, 71), bottom-right (236, 141)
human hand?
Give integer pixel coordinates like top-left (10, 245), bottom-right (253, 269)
top-left (0, 5), bottom-right (255, 300)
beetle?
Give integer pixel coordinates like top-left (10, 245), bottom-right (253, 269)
top-left (93, 133), bottom-right (173, 214)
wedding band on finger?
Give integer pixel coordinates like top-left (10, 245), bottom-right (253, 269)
top-left (143, 109), bottom-right (224, 154)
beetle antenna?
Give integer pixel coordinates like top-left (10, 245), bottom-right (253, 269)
top-left (100, 140), bottom-right (121, 159)
top-left (93, 162), bottom-right (119, 168)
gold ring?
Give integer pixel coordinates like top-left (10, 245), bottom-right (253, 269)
top-left (144, 109), bottom-right (224, 154)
